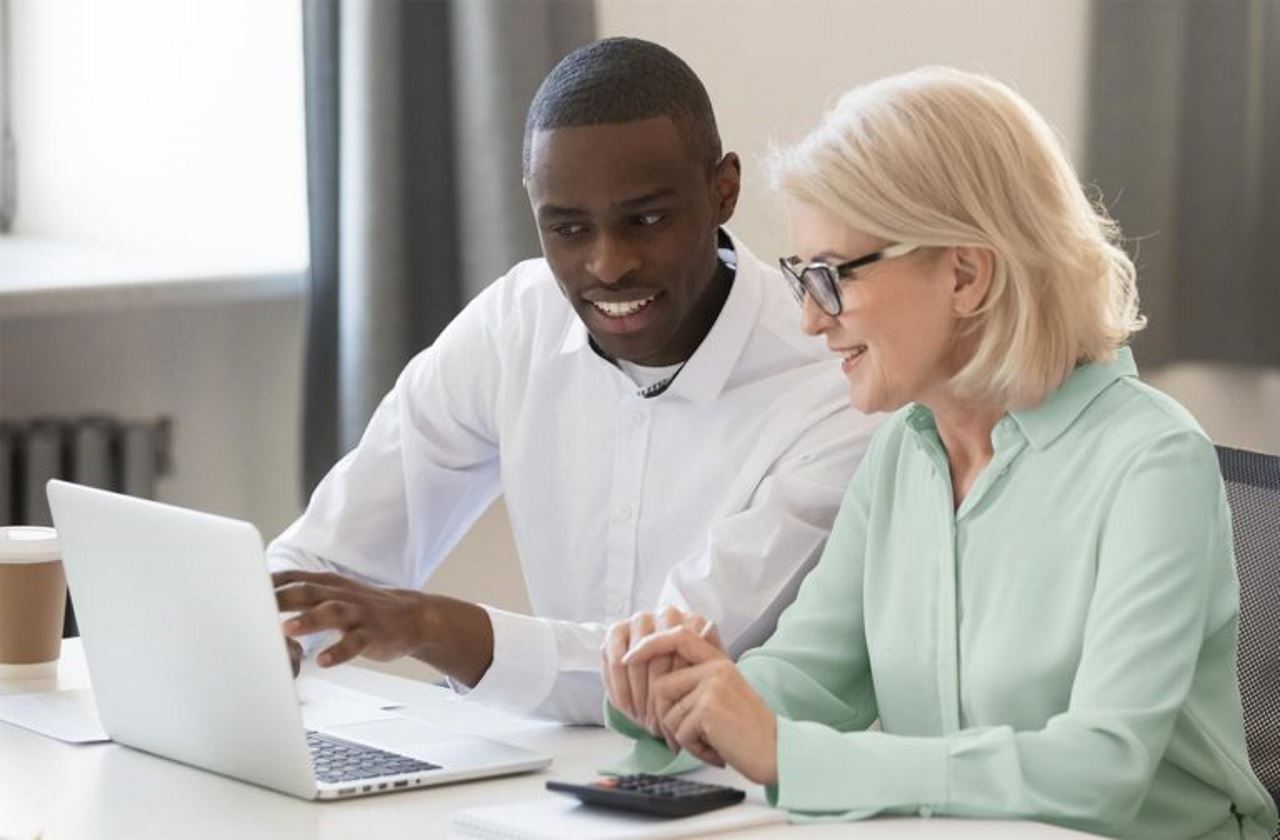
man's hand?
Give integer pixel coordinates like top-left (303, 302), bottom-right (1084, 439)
top-left (272, 570), bottom-right (494, 686)
top-left (285, 636), bottom-right (302, 677)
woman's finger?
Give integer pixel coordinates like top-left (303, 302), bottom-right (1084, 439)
top-left (643, 653), bottom-right (674, 732)
top-left (659, 684), bottom-right (697, 754)
top-left (626, 613), bottom-right (657, 725)
top-left (672, 700), bottom-right (724, 767)
top-left (603, 621), bottom-right (635, 721)
top-left (623, 623), bottom-right (722, 668)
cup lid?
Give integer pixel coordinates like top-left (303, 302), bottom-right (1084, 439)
top-left (0, 527), bottom-right (60, 563)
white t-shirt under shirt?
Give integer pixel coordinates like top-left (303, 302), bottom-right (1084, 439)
top-left (266, 231), bottom-right (882, 723)
top-left (617, 360), bottom-right (684, 393)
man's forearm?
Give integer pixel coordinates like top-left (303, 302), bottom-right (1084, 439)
top-left (412, 593), bottom-right (495, 688)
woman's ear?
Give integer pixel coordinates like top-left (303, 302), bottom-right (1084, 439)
top-left (951, 246), bottom-right (994, 316)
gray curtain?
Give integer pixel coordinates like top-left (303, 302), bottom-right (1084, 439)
top-left (301, 0), bottom-right (595, 495)
top-left (1085, 0), bottom-right (1280, 369)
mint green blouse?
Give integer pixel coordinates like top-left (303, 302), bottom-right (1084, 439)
top-left (608, 348), bottom-right (1277, 839)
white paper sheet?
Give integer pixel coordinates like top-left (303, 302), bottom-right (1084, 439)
top-left (0, 688), bottom-right (109, 743)
top-left (450, 796), bottom-right (788, 840)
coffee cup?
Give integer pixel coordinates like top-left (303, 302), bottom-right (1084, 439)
top-left (0, 526), bottom-right (66, 679)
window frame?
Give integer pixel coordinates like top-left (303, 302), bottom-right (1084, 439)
top-left (0, 0), bottom-right (13, 233)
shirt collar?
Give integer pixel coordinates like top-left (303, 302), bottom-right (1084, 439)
top-left (557, 229), bottom-right (763, 404)
top-left (1009, 346), bottom-right (1138, 449)
top-left (906, 346), bottom-right (1139, 450)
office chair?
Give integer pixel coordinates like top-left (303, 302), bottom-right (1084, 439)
top-left (1217, 444), bottom-right (1280, 825)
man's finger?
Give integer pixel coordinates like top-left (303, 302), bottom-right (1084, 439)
top-left (274, 582), bottom-right (345, 612)
top-left (283, 600), bottom-right (355, 636)
top-left (316, 629), bottom-right (369, 668)
top-left (285, 637), bottom-right (303, 678)
top-left (623, 624), bottom-right (721, 668)
top-left (271, 570), bottom-right (357, 590)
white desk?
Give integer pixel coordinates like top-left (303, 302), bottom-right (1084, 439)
top-left (0, 641), bottom-right (1098, 840)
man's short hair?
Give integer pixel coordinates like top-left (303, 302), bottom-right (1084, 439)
top-left (522, 37), bottom-right (723, 176)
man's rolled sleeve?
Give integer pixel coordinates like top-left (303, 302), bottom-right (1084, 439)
top-left (456, 605), bottom-right (559, 715)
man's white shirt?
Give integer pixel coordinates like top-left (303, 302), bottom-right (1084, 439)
top-left (267, 232), bottom-right (881, 723)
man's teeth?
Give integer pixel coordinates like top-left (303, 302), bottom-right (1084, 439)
top-left (843, 345), bottom-right (868, 362)
top-left (592, 295), bottom-right (657, 318)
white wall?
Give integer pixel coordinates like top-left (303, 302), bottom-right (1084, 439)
top-left (597, 0), bottom-right (1092, 263)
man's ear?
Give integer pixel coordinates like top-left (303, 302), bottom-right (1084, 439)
top-left (951, 246), bottom-right (994, 317)
top-left (712, 152), bottom-right (742, 225)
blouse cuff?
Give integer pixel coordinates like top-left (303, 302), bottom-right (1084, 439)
top-left (600, 701), bottom-right (703, 776)
top-left (771, 717), bottom-right (948, 815)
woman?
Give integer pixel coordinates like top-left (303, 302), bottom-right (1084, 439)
top-left (602, 67), bottom-right (1277, 839)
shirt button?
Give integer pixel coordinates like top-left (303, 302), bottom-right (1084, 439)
top-left (606, 596), bottom-right (626, 616)
top-left (630, 411), bottom-right (646, 427)
top-left (618, 504), bottom-right (634, 521)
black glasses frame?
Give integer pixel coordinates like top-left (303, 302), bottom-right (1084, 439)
top-left (778, 243), bottom-right (919, 316)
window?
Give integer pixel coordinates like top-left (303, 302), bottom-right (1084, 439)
top-left (1, 0), bottom-right (306, 265)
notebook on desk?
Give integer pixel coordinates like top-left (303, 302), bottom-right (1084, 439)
top-left (450, 795), bottom-right (788, 840)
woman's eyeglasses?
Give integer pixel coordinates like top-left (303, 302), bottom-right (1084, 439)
top-left (778, 243), bottom-right (919, 316)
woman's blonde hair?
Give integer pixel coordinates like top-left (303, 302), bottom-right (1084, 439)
top-left (770, 66), bottom-right (1144, 409)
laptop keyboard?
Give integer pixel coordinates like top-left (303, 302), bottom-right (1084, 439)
top-left (306, 731), bottom-right (441, 784)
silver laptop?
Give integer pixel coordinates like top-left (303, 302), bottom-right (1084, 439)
top-left (46, 480), bottom-right (551, 800)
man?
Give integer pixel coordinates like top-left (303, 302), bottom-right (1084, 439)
top-left (269, 37), bottom-right (880, 724)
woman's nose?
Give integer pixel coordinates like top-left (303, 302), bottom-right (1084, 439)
top-left (799, 292), bottom-right (832, 336)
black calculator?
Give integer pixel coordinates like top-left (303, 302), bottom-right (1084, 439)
top-left (546, 773), bottom-right (746, 818)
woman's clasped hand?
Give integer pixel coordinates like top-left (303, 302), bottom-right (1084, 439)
top-left (602, 607), bottom-right (779, 785)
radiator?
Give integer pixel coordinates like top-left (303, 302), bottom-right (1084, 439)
top-left (0, 416), bottom-right (171, 637)
top-left (0, 416), bottom-right (171, 527)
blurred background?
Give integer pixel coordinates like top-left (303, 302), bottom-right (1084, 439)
top-left (1, 0), bottom-right (1277, 635)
